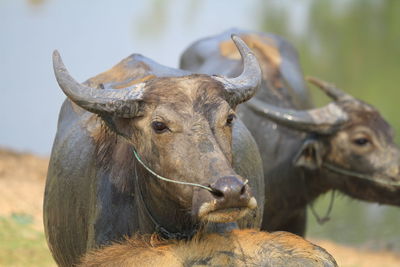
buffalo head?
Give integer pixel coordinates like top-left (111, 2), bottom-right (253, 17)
top-left (52, 35), bottom-right (260, 230)
top-left (247, 76), bottom-right (400, 205)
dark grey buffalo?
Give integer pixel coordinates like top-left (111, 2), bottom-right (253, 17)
top-left (181, 29), bottom-right (400, 236)
top-left (44, 36), bottom-right (265, 266)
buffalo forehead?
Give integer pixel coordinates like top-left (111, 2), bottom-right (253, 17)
top-left (143, 76), bottom-right (227, 114)
top-left (342, 102), bottom-right (393, 141)
top-left (218, 33), bottom-right (286, 97)
top-left (219, 34), bottom-right (281, 67)
top-left (85, 58), bottom-right (153, 88)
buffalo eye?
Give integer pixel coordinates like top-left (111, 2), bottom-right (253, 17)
top-left (226, 114), bottom-right (235, 126)
top-left (353, 137), bottom-right (370, 146)
top-left (151, 121), bottom-right (169, 133)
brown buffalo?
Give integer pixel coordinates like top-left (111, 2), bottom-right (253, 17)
top-left (181, 29), bottom-right (400, 236)
top-left (44, 36), bottom-right (265, 266)
top-left (79, 229), bottom-right (337, 267)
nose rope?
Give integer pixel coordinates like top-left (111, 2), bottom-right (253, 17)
top-left (133, 161), bottom-right (198, 240)
top-left (300, 169), bottom-right (335, 225)
top-left (132, 148), bottom-right (248, 192)
top-left (309, 190), bottom-right (335, 225)
top-left (132, 148), bottom-right (213, 191)
top-left (323, 162), bottom-right (400, 187)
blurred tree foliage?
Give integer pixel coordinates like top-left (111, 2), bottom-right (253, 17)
top-left (259, 0), bottom-right (400, 142)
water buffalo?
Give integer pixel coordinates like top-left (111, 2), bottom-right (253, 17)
top-left (79, 229), bottom-right (337, 267)
top-left (181, 29), bottom-right (400, 236)
top-left (44, 36), bottom-right (265, 266)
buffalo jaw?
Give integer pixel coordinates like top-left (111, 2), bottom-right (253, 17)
top-left (325, 167), bottom-right (400, 207)
top-left (191, 177), bottom-right (257, 223)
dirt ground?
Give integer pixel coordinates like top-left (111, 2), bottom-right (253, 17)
top-left (311, 239), bottom-right (400, 267)
top-left (1, 147), bottom-right (399, 267)
top-left (0, 148), bottom-right (48, 231)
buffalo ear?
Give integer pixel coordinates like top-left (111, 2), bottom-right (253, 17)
top-left (293, 138), bottom-right (324, 170)
top-left (100, 115), bottom-right (134, 140)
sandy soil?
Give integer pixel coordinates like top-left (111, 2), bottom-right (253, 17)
top-left (0, 147), bottom-right (399, 266)
top-left (311, 239), bottom-right (400, 267)
top-left (0, 147), bottom-right (48, 231)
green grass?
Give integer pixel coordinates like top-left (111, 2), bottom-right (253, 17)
top-left (0, 214), bottom-right (55, 267)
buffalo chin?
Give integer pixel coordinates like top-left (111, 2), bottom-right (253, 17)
top-left (202, 207), bottom-right (250, 223)
top-left (197, 197), bottom-right (257, 223)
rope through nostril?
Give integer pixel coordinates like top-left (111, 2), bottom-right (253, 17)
top-left (210, 188), bottom-right (224, 198)
top-left (209, 178), bottom-right (249, 199)
top-left (134, 145), bottom-right (254, 196)
top-left (132, 147), bottom-right (213, 192)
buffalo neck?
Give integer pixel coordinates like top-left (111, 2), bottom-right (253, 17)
top-left (266, 164), bottom-right (329, 212)
top-left (260, 130), bottom-right (331, 229)
top-left (134, 163), bottom-right (198, 239)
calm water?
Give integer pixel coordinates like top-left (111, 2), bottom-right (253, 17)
top-left (1, 0), bottom-right (399, 250)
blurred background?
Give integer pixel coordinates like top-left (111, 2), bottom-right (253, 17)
top-left (0, 0), bottom-right (399, 266)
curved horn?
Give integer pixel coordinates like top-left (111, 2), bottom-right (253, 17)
top-left (246, 98), bottom-right (348, 134)
top-left (52, 50), bottom-right (145, 118)
top-left (306, 76), bottom-right (353, 101)
top-left (213, 35), bottom-right (262, 107)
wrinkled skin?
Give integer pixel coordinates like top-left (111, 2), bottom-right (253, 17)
top-left (44, 46), bottom-right (264, 266)
top-left (180, 29), bottom-right (400, 236)
top-left (79, 229), bottom-right (337, 267)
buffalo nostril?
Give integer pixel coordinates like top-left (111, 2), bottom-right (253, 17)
top-left (240, 185), bottom-right (246, 195)
top-left (211, 188), bottom-right (224, 198)
top-left (210, 176), bottom-right (247, 201)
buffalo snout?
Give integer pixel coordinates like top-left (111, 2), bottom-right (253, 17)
top-left (193, 176), bottom-right (257, 223)
top-left (210, 176), bottom-right (250, 207)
